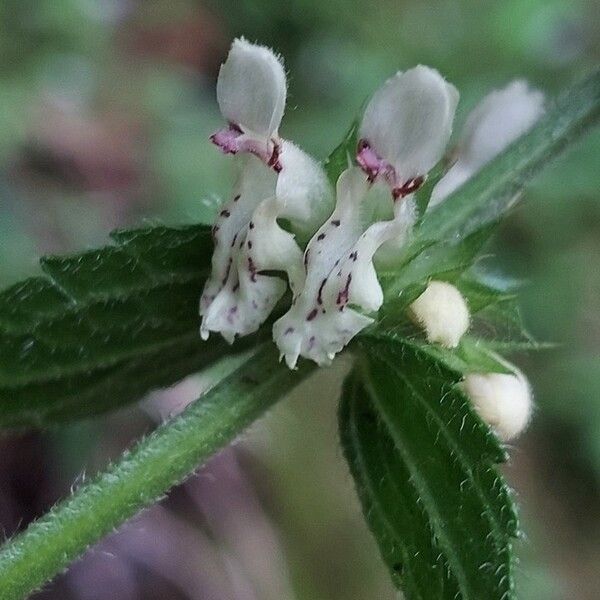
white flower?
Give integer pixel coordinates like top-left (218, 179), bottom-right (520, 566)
top-left (273, 66), bottom-right (459, 367)
top-left (463, 361), bottom-right (533, 441)
top-left (211, 38), bottom-right (287, 169)
top-left (273, 67), bottom-right (459, 367)
top-left (430, 80), bottom-right (545, 206)
top-left (409, 281), bottom-right (470, 348)
top-left (358, 66), bottom-right (458, 198)
top-left (201, 40), bottom-right (333, 342)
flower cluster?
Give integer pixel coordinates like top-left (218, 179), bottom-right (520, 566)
top-left (200, 39), bottom-right (543, 438)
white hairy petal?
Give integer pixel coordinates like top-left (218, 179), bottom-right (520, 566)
top-left (201, 144), bottom-right (331, 342)
top-left (360, 66), bottom-right (458, 183)
top-left (372, 196), bottom-right (417, 268)
top-left (201, 224), bottom-right (287, 343)
top-left (463, 364), bottom-right (533, 441)
top-left (245, 196), bottom-right (305, 295)
top-left (200, 154), bottom-right (277, 331)
top-left (409, 281), bottom-right (470, 348)
top-left (273, 168), bottom-right (369, 368)
top-left (216, 38), bottom-right (286, 138)
top-left (431, 80), bottom-right (545, 205)
top-left (274, 168), bottom-right (417, 368)
top-left (276, 141), bottom-right (334, 237)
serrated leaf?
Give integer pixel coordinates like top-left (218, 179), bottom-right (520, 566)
top-left (339, 373), bottom-right (460, 598)
top-left (0, 224), bottom-right (232, 427)
top-left (340, 337), bottom-right (519, 599)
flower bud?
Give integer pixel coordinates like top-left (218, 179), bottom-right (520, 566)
top-left (409, 281), bottom-right (470, 348)
top-left (463, 368), bottom-right (532, 441)
top-left (431, 80), bottom-right (544, 206)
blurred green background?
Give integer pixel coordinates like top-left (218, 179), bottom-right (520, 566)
top-left (0, 0), bottom-right (599, 598)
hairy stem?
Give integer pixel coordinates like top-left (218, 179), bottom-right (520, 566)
top-left (0, 344), bottom-right (314, 600)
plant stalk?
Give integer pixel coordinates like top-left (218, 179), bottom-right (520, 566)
top-left (0, 344), bottom-right (314, 600)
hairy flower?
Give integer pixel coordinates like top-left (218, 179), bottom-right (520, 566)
top-left (200, 39), bottom-right (333, 342)
top-left (211, 38), bottom-right (286, 168)
top-left (273, 67), bottom-right (458, 367)
top-left (202, 43), bottom-right (543, 370)
top-left (407, 80), bottom-right (544, 347)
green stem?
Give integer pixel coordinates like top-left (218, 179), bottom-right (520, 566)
top-left (0, 344), bottom-right (314, 600)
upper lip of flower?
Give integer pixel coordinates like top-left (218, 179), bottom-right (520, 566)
top-left (210, 37), bottom-right (287, 170)
top-left (356, 65), bottom-right (459, 195)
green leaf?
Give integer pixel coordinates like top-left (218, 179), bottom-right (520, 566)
top-left (414, 161), bottom-right (447, 221)
top-left (339, 372), bottom-right (461, 598)
top-left (341, 337), bottom-right (519, 599)
top-left (0, 224), bottom-right (236, 427)
top-left (380, 223), bottom-right (498, 304)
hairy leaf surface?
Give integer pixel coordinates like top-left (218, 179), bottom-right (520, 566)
top-left (340, 337), bottom-right (519, 599)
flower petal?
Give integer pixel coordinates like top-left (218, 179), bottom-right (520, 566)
top-left (201, 143), bottom-right (332, 341)
top-left (275, 141), bottom-right (334, 238)
top-left (216, 38), bottom-right (286, 139)
top-left (273, 168), bottom-right (369, 367)
top-left (200, 154), bottom-right (277, 330)
top-left (431, 80), bottom-right (545, 205)
top-left (201, 225), bottom-right (288, 342)
top-left (359, 66), bottom-right (458, 186)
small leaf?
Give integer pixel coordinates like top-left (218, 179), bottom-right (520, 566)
top-left (340, 337), bottom-right (519, 599)
top-left (414, 161), bottom-right (447, 221)
top-left (380, 223), bottom-right (498, 303)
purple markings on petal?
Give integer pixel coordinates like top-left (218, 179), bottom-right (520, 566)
top-left (336, 273), bottom-right (352, 306)
top-left (211, 123), bottom-right (282, 171)
top-left (392, 175), bottom-right (424, 200)
top-left (357, 139), bottom-right (387, 182)
top-left (358, 138), bottom-right (423, 195)
top-left (211, 123), bottom-right (244, 154)
top-left (317, 278), bottom-right (327, 305)
top-left (222, 258), bottom-right (233, 286)
top-left (267, 142), bottom-right (282, 172)
top-left (306, 308), bottom-right (318, 321)
top-left (247, 256), bottom-right (257, 282)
